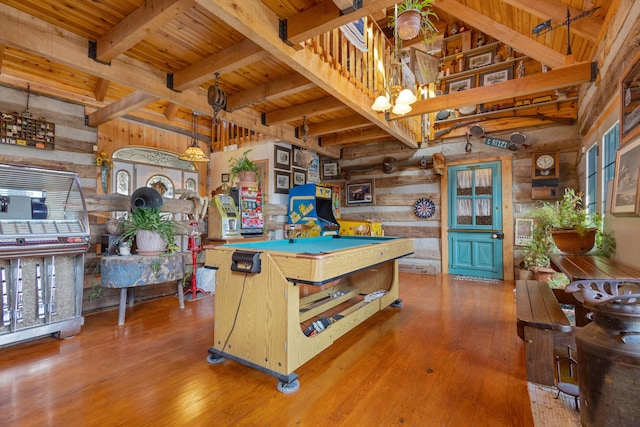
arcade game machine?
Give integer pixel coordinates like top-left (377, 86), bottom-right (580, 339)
top-left (288, 183), bottom-right (339, 236)
top-left (208, 194), bottom-right (240, 240)
top-left (230, 186), bottom-right (263, 236)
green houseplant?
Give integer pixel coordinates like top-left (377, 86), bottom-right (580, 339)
top-left (119, 207), bottom-right (185, 255)
top-left (391, 0), bottom-right (439, 42)
top-left (228, 149), bottom-right (258, 184)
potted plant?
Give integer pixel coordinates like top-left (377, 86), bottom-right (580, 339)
top-left (532, 188), bottom-right (603, 255)
top-left (391, 0), bottom-right (439, 42)
top-left (520, 236), bottom-right (554, 281)
top-left (228, 149), bottom-right (258, 185)
top-left (119, 207), bottom-right (185, 256)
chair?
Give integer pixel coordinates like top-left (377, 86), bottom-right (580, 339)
top-left (555, 345), bottom-right (580, 412)
top-left (349, 224), bottom-right (371, 236)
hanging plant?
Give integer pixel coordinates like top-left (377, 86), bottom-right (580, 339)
top-left (390, 0), bottom-right (439, 43)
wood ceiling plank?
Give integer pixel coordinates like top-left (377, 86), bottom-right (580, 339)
top-left (263, 96), bottom-right (345, 125)
top-left (96, 0), bottom-right (197, 63)
top-left (306, 114), bottom-right (372, 136)
top-left (437, 0), bottom-right (569, 68)
top-left (320, 127), bottom-right (396, 146)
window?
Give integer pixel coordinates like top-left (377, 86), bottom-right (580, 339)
top-left (602, 123), bottom-right (620, 213)
top-left (585, 144), bottom-right (598, 214)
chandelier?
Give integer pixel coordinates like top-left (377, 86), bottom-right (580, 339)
top-left (370, 5), bottom-right (417, 115)
top-left (179, 111), bottom-right (210, 163)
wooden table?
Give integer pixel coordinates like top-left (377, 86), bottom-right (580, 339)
top-left (549, 254), bottom-right (640, 326)
top-left (205, 235), bottom-right (414, 392)
top-left (100, 253), bottom-right (185, 325)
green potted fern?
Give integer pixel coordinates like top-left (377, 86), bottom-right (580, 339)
top-left (391, 0), bottom-right (439, 42)
top-left (228, 149), bottom-right (258, 185)
top-left (119, 207), bottom-right (185, 255)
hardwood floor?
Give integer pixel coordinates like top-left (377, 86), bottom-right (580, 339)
top-left (0, 273), bottom-right (533, 426)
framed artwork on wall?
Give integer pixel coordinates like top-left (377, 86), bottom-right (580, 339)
top-left (221, 173), bottom-right (229, 183)
top-left (611, 137), bottom-right (640, 215)
top-left (467, 50), bottom-right (495, 69)
top-left (275, 170), bottom-right (291, 194)
top-left (321, 160), bottom-right (339, 180)
top-left (479, 65), bottom-right (513, 86)
top-left (274, 145), bottom-right (291, 170)
top-left (446, 76), bottom-right (475, 94)
top-left (292, 169), bottom-right (306, 186)
top-left (620, 51), bottom-right (640, 146)
top-left (346, 181), bottom-right (375, 205)
top-left (307, 156), bottom-right (320, 183)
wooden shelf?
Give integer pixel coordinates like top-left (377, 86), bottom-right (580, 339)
top-left (440, 56), bottom-right (528, 82)
top-left (434, 97), bottom-right (578, 125)
top-left (442, 41), bottom-right (500, 62)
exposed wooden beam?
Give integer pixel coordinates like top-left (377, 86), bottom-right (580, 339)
top-left (437, 0), bottom-right (569, 69)
top-left (96, 0), bottom-right (196, 63)
top-left (226, 73), bottom-right (315, 111)
top-left (94, 78), bottom-right (110, 102)
top-left (283, 0), bottom-right (401, 45)
top-left (0, 43), bottom-right (5, 73)
top-left (263, 97), bottom-right (345, 126)
top-left (306, 115), bottom-right (372, 136)
top-left (171, 39), bottom-right (269, 91)
top-left (320, 127), bottom-right (396, 146)
top-left (502, 0), bottom-right (602, 42)
top-left (88, 92), bottom-right (159, 126)
top-left (389, 61), bottom-right (595, 119)
top-left (165, 102), bottom-right (179, 121)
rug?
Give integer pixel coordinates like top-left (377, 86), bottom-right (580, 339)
top-left (528, 383), bottom-right (580, 427)
top-left (454, 275), bottom-right (500, 284)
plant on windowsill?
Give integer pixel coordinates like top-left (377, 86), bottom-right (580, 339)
top-left (228, 149), bottom-right (258, 186)
top-left (119, 207), bottom-right (185, 256)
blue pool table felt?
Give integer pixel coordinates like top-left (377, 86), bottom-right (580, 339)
top-left (224, 235), bottom-right (396, 254)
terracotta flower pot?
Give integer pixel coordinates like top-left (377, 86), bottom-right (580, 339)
top-left (237, 170), bottom-right (258, 187)
top-left (551, 228), bottom-right (597, 255)
top-left (397, 10), bottom-right (422, 40)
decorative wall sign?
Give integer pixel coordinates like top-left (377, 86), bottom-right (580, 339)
top-left (484, 137), bottom-right (516, 150)
top-left (414, 198), bottom-right (436, 219)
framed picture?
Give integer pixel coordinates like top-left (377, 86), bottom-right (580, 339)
top-left (292, 146), bottom-right (301, 167)
top-left (292, 169), bottom-right (306, 186)
top-left (467, 50), bottom-right (495, 69)
top-left (515, 218), bottom-right (534, 246)
top-left (611, 138), bottom-right (640, 215)
top-left (275, 170), bottom-right (291, 194)
top-left (346, 181), bottom-right (375, 205)
top-left (446, 75), bottom-right (475, 94)
top-left (221, 173), bottom-right (229, 183)
top-left (620, 51), bottom-right (640, 146)
top-left (274, 145), bottom-right (291, 170)
top-left (479, 65), bottom-right (513, 86)
top-left (321, 160), bottom-right (339, 180)
top-left (307, 155), bottom-right (320, 183)
top-left (254, 159), bottom-right (269, 193)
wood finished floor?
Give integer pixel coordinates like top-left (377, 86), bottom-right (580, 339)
top-left (0, 273), bottom-right (533, 426)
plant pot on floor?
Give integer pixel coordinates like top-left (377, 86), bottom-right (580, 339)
top-left (551, 228), bottom-right (597, 255)
top-left (532, 266), bottom-right (556, 283)
top-left (136, 230), bottom-right (167, 256)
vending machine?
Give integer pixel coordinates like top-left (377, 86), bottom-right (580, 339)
top-left (230, 186), bottom-right (263, 236)
top-left (208, 194), bottom-right (240, 239)
top-left (288, 183), bottom-right (339, 236)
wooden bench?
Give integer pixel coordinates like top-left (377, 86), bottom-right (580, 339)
top-left (516, 280), bottom-right (574, 386)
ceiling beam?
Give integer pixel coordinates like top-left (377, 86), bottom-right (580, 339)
top-left (171, 39), bottom-right (269, 91)
top-left (320, 127), bottom-right (397, 146)
top-left (96, 0), bottom-right (196, 63)
top-left (436, 0), bottom-right (569, 69)
top-left (501, 0), bottom-right (602, 42)
top-left (283, 0), bottom-right (400, 45)
top-left (226, 73), bottom-right (316, 111)
top-left (194, 0), bottom-right (418, 148)
top-left (388, 61), bottom-right (595, 119)
top-left (88, 92), bottom-right (159, 126)
top-left (94, 78), bottom-right (110, 102)
top-left (305, 114), bottom-right (372, 136)
top-left (263, 97), bottom-right (346, 125)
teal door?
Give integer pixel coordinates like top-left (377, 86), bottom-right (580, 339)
top-left (448, 161), bottom-right (504, 279)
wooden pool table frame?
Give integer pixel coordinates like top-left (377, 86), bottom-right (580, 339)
top-left (204, 236), bottom-right (413, 391)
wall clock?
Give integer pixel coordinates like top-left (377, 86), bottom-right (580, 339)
top-left (531, 152), bottom-right (560, 199)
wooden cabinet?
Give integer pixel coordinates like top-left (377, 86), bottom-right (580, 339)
top-left (0, 112), bottom-right (55, 150)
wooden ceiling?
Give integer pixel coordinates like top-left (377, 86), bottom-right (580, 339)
top-left (0, 0), bottom-right (613, 155)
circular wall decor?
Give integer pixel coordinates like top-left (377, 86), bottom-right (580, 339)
top-left (414, 198), bottom-right (436, 219)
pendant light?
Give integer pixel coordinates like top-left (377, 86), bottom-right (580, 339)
top-left (179, 111), bottom-right (210, 163)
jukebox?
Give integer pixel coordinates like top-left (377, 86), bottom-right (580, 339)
top-left (0, 164), bottom-right (90, 347)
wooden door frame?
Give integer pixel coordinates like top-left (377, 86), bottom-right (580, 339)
top-left (440, 155), bottom-right (514, 281)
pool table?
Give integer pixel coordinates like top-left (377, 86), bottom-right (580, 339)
top-left (204, 235), bottom-right (414, 392)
